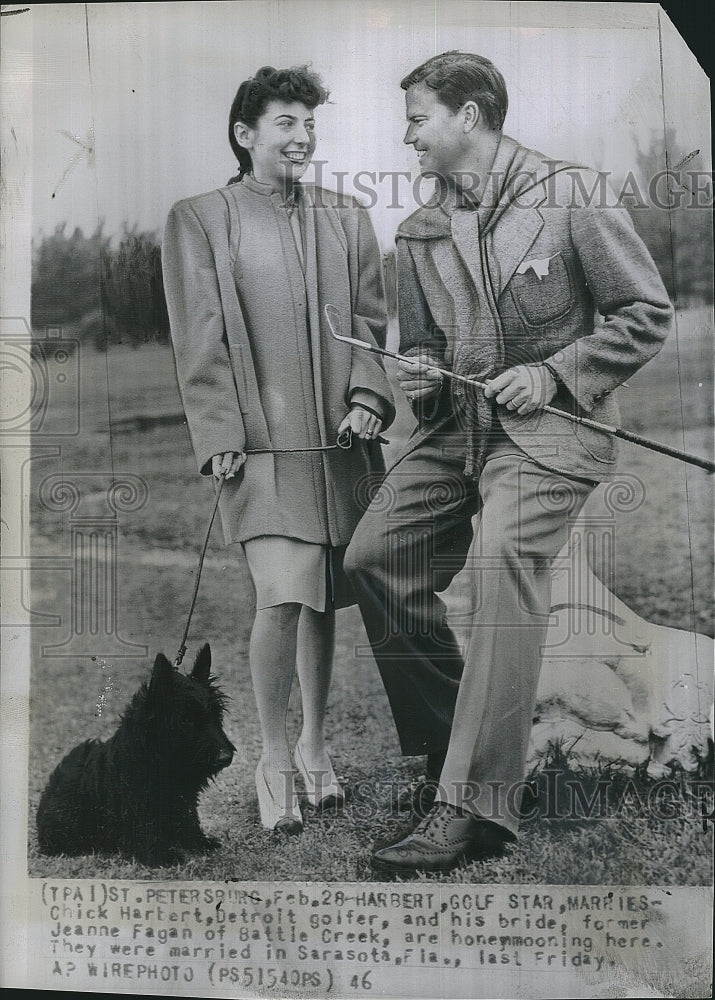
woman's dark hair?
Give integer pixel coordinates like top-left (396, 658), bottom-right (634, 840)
top-left (228, 65), bottom-right (329, 181)
top-left (401, 51), bottom-right (508, 131)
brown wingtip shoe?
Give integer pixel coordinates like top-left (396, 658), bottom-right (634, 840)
top-left (371, 803), bottom-right (513, 876)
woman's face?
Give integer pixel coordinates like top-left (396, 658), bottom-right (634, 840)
top-left (235, 99), bottom-right (317, 190)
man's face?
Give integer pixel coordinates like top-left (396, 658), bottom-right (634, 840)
top-left (403, 82), bottom-right (466, 181)
top-left (237, 99), bottom-right (317, 190)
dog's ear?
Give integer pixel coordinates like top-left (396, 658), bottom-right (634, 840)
top-left (191, 644), bottom-right (211, 683)
top-left (149, 652), bottom-right (175, 700)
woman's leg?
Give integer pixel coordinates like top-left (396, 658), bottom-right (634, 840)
top-left (295, 606), bottom-right (343, 801)
top-left (295, 605), bottom-right (336, 759)
top-left (250, 602), bottom-right (301, 787)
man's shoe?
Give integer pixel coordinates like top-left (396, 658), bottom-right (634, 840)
top-left (394, 776), bottom-right (438, 815)
top-left (371, 803), bottom-right (512, 876)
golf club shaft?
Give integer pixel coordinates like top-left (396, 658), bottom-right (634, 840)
top-left (329, 327), bottom-right (714, 474)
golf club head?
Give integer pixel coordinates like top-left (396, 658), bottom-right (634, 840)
top-left (324, 303), bottom-right (351, 343)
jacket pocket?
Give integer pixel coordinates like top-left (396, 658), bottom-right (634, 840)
top-left (575, 424), bottom-right (617, 464)
top-left (508, 251), bottom-right (574, 328)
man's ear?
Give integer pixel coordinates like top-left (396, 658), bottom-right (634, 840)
top-left (233, 120), bottom-right (254, 149)
top-left (462, 101), bottom-right (481, 132)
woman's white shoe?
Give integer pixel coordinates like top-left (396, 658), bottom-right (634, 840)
top-left (255, 760), bottom-right (303, 833)
top-left (294, 742), bottom-right (345, 810)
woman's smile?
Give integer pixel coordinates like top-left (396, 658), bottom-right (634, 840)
top-left (283, 149), bottom-right (308, 163)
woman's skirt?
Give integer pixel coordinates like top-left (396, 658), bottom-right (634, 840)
top-left (243, 536), bottom-right (335, 612)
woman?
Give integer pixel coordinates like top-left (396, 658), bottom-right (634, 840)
top-left (163, 66), bottom-right (394, 834)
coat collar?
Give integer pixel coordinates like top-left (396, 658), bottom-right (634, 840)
top-left (240, 174), bottom-right (305, 212)
top-left (240, 174), bottom-right (281, 196)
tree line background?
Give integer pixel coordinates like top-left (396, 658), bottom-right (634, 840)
top-left (31, 133), bottom-right (713, 350)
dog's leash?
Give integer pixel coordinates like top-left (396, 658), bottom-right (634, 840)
top-left (175, 475), bottom-right (226, 667)
top-left (173, 427), bottom-right (388, 666)
top-left (243, 427), bottom-right (389, 455)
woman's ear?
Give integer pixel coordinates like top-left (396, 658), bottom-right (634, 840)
top-left (233, 120), bottom-right (254, 149)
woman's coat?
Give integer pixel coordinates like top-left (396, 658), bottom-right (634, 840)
top-left (163, 177), bottom-right (395, 546)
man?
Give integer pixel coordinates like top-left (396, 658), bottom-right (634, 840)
top-left (344, 51), bottom-right (673, 875)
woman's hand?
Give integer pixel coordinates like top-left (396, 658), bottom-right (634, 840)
top-left (338, 405), bottom-right (383, 440)
top-left (396, 354), bottom-right (444, 405)
top-left (211, 452), bottom-right (246, 480)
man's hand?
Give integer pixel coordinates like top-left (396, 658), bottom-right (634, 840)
top-left (484, 365), bottom-right (557, 415)
top-left (396, 354), bottom-right (444, 405)
top-left (338, 404), bottom-right (383, 440)
top-left (211, 452), bottom-right (245, 480)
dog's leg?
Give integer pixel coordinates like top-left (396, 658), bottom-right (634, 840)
top-left (175, 804), bottom-right (221, 852)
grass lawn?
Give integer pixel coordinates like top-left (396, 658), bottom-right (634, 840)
top-left (27, 309), bottom-right (713, 883)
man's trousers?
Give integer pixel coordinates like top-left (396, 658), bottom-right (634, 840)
top-left (344, 414), bottom-right (595, 835)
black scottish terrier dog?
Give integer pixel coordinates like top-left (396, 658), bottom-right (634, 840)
top-left (36, 644), bottom-right (235, 866)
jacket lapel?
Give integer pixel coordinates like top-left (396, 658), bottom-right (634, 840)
top-left (448, 200), bottom-right (544, 308)
top-left (489, 205), bottom-right (544, 295)
top-left (474, 135), bottom-right (544, 295)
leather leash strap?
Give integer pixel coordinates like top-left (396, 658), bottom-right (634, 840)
top-left (174, 474), bottom-right (226, 667)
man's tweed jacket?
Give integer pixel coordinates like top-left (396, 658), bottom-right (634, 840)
top-left (396, 134), bottom-right (674, 481)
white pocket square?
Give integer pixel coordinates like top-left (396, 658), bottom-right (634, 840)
top-left (516, 255), bottom-right (553, 280)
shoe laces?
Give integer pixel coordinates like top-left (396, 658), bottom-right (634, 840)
top-left (413, 803), bottom-right (472, 846)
